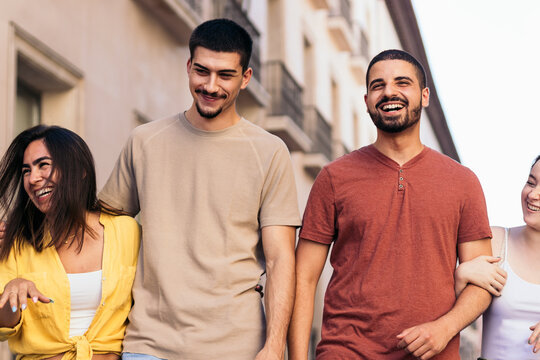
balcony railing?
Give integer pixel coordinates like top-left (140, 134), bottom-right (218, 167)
top-left (266, 61), bottom-right (304, 129)
top-left (214, 0), bottom-right (261, 81)
top-left (359, 29), bottom-right (369, 57)
top-left (184, 0), bottom-right (202, 15)
top-left (304, 106), bottom-right (333, 161)
top-left (329, 0), bottom-right (353, 28)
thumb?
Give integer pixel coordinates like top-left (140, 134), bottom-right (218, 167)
top-left (486, 256), bottom-right (501, 263)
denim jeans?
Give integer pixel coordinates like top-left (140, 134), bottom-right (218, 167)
top-left (122, 353), bottom-right (166, 360)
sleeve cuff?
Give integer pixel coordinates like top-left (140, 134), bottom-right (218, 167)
top-left (0, 317), bottom-right (22, 341)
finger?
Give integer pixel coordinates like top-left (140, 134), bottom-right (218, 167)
top-left (412, 342), bottom-right (431, 358)
top-left (486, 256), bottom-right (501, 263)
top-left (497, 268), bottom-right (508, 279)
top-left (396, 326), bottom-right (413, 339)
top-left (491, 281), bottom-right (504, 292)
top-left (8, 291), bottom-right (19, 313)
top-left (406, 337), bottom-right (427, 355)
top-left (487, 285), bottom-right (501, 296)
top-left (397, 328), bottom-right (419, 349)
top-left (17, 285), bottom-right (30, 311)
top-left (529, 326), bottom-right (540, 345)
top-left (420, 348), bottom-right (437, 360)
top-left (494, 273), bottom-right (507, 285)
top-left (27, 285), bottom-right (50, 304)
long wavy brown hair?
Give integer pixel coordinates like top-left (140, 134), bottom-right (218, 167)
top-left (0, 125), bottom-right (101, 260)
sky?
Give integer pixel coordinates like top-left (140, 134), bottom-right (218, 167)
top-left (411, 0), bottom-right (540, 227)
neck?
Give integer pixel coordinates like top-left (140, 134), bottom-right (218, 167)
top-left (521, 224), bottom-right (540, 248)
top-left (185, 106), bottom-right (241, 131)
top-left (373, 125), bottom-right (423, 166)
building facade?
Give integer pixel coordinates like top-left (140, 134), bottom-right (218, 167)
top-left (0, 0), bottom-right (472, 359)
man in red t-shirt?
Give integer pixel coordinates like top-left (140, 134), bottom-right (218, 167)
top-left (288, 50), bottom-right (493, 359)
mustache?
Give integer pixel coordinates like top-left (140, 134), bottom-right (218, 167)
top-left (195, 89), bottom-right (226, 99)
top-left (376, 96), bottom-right (408, 108)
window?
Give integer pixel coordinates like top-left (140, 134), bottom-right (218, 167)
top-left (15, 80), bottom-right (41, 135)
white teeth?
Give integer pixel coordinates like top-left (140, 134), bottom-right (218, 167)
top-left (382, 104), bottom-right (404, 111)
top-left (528, 203), bottom-right (540, 211)
top-left (36, 187), bottom-right (53, 198)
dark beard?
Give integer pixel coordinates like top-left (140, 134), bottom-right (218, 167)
top-left (195, 102), bottom-right (222, 119)
top-left (369, 103), bottom-right (422, 133)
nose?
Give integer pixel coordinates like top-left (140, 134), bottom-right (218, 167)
top-left (28, 168), bottom-right (42, 185)
top-left (528, 187), bottom-right (540, 200)
top-left (383, 84), bottom-right (398, 97)
top-left (203, 73), bottom-right (219, 94)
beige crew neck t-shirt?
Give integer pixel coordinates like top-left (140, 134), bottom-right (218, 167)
top-left (99, 112), bottom-right (301, 359)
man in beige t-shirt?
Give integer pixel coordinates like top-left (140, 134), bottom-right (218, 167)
top-left (100, 19), bottom-right (301, 360)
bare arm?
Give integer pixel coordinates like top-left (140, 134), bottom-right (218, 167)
top-left (255, 225), bottom-right (296, 360)
top-left (454, 227), bottom-right (507, 296)
top-left (397, 238), bottom-right (493, 360)
top-left (287, 238), bottom-right (330, 360)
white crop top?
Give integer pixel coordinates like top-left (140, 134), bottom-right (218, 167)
top-left (66, 270), bottom-right (102, 337)
top-left (482, 228), bottom-right (540, 359)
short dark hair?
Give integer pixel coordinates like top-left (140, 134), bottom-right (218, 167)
top-left (366, 49), bottom-right (427, 89)
top-left (0, 125), bottom-right (100, 260)
top-left (189, 18), bottom-right (253, 72)
top-left (532, 155), bottom-right (540, 169)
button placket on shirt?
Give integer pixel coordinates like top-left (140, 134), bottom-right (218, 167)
top-left (398, 168), bottom-right (404, 191)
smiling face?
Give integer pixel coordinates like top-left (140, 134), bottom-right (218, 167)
top-left (187, 46), bottom-right (252, 120)
top-left (22, 139), bottom-right (58, 214)
top-left (522, 159), bottom-right (540, 229)
top-left (364, 59), bottom-right (429, 133)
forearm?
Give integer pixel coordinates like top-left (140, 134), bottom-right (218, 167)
top-left (437, 284), bottom-right (491, 336)
top-left (263, 253), bottom-right (295, 355)
top-left (287, 277), bottom-right (317, 360)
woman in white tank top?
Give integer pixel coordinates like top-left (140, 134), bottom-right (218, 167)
top-left (456, 155), bottom-right (540, 359)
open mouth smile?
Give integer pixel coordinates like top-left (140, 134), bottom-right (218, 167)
top-left (380, 103), bottom-right (405, 112)
top-left (527, 202), bottom-right (540, 212)
top-left (35, 186), bottom-right (53, 200)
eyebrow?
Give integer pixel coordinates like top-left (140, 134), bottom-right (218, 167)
top-left (193, 62), bottom-right (238, 74)
top-left (368, 78), bottom-right (384, 88)
top-left (530, 174), bottom-right (537, 181)
top-left (22, 156), bottom-right (52, 168)
top-left (395, 76), bottom-right (414, 82)
top-left (368, 76), bottom-right (415, 89)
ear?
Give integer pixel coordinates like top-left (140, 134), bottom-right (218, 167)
top-left (187, 58), bottom-right (192, 74)
top-left (421, 87), bottom-right (430, 107)
top-left (364, 94), bottom-right (369, 112)
top-left (240, 67), bottom-right (253, 90)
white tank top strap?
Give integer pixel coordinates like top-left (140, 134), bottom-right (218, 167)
top-left (500, 227), bottom-right (509, 266)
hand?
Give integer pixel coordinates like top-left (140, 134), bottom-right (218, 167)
top-left (455, 256), bottom-right (507, 296)
top-left (254, 346), bottom-right (283, 360)
top-left (0, 278), bottom-right (51, 313)
top-left (529, 321), bottom-right (540, 353)
top-left (396, 320), bottom-right (453, 360)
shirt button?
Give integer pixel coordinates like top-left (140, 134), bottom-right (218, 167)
top-left (399, 184), bottom-right (404, 188)
top-left (399, 177), bottom-right (404, 181)
top-left (399, 169), bottom-right (403, 173)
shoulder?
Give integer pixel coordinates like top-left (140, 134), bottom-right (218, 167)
top-left (130, 113), bottom-right (181, 143)
top-left (238, 119), bottom-right (288, 149)
top-left (102, 213), bottom-right (140, 238)
top-left (490, 226), bottom-right (506, 257)
top-left (323, 146), bottom-right (371, 173)
top-left (425, 148), bottom-right (480, 182)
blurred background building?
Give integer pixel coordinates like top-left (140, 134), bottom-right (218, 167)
top-left (0, 0), bottom-right (477, 359)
